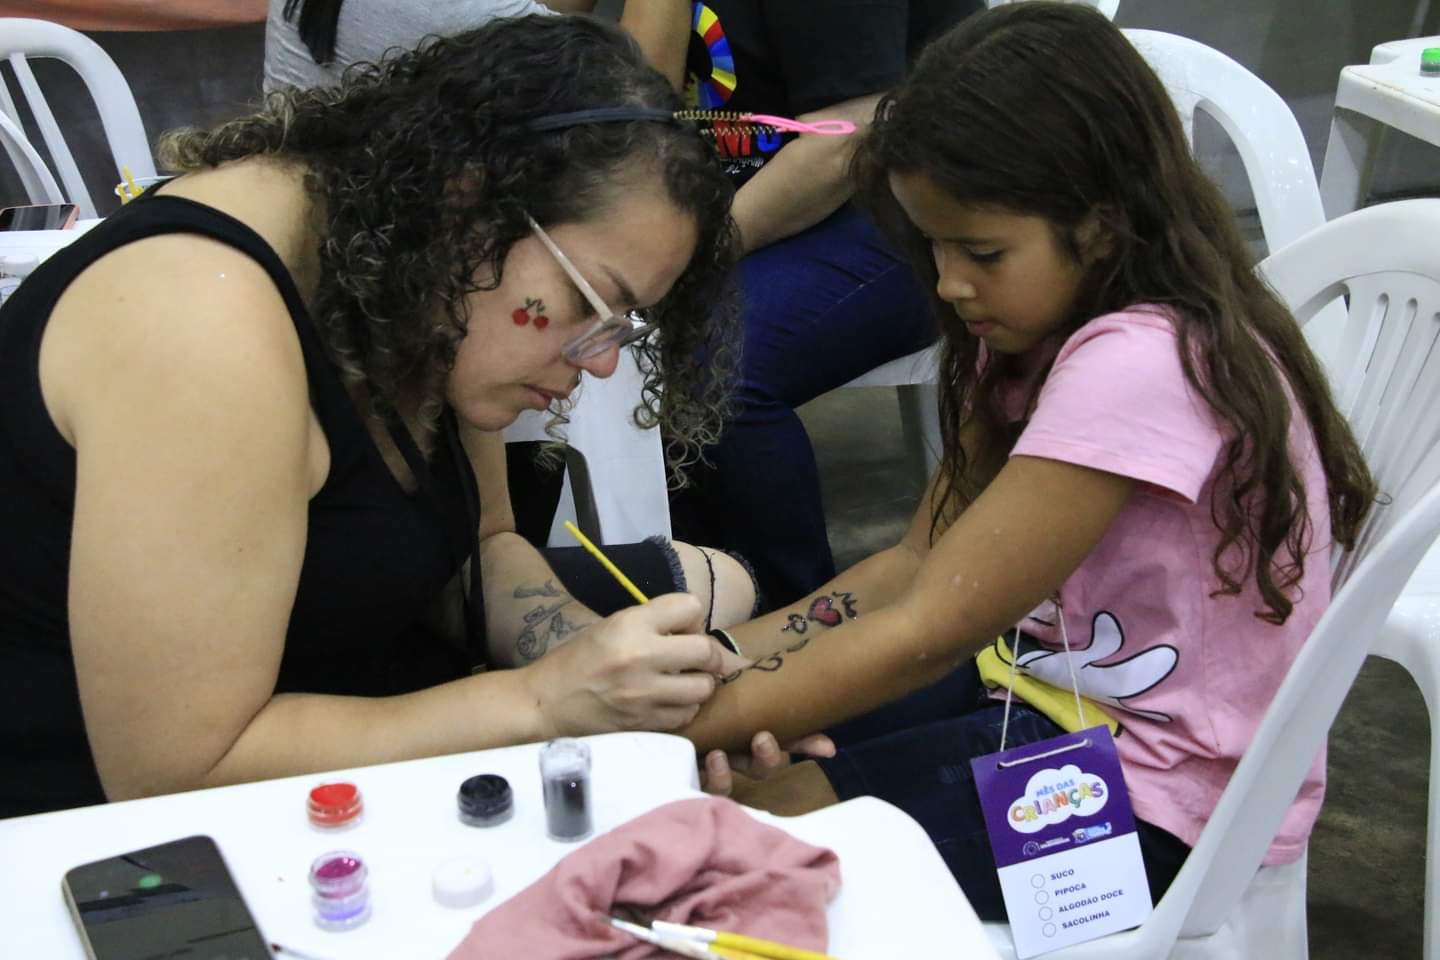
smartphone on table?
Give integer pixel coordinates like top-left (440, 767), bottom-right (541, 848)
top-left (0, 202), bottom-right (79, 230)
top-left (62, 834), bottom-right (274, 960)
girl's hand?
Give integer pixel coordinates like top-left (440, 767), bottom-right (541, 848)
top-left (700, 730), bottom-right (837, 796)
top-left (520, 593), bottom-right (741, 737)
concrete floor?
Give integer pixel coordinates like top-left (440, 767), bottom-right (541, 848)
top-left (800, 386), bottom-right (1431, 957)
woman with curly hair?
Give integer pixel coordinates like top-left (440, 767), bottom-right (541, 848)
top-left (0, 14), bottom-right (756, 818)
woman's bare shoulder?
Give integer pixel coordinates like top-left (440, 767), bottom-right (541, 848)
top-left (41, 228), bottom-right (314, 458)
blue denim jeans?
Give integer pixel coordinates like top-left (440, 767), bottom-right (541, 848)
top-left (669, 203), bottom-right (936, 606)
top-left (817, 662), bottom-right (1191, 922)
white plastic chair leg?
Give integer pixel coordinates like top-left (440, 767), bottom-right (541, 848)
top-left (1375, 595), bottom-right (1440, 960)
top-left (1321, 108), bottom-right (1384, 220)
top-left (896, 383), bottom-right (941, 482)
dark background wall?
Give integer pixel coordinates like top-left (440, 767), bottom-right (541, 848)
top-left (1, 22), bottom-right (264, 215)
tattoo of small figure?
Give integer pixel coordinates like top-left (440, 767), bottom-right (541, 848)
top-left (516, 598), bottom-right (574, 661)
top-left (780, 614), bottom-right (808, 634)
top-left (514, 579), bottom-right (565, 599)
top-left (511, 296), bottom-right (550, 329)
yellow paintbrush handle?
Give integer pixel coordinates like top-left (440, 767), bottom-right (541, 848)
top-left (708, 945), bottom-right (774, 960)
top-left (715, 933), bottom-right (841, 960)
top-left (562, 520), bottom-right (649, 604)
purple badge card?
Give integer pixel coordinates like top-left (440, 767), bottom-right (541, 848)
top-left (971, 726), bottom-right (1152, 957)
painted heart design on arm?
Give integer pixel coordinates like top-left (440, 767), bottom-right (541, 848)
top-left (807, 595), bottom-right (843, 627)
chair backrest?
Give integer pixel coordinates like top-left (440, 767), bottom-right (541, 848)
top-left (503, 344), bottom-right (672, 547)
top-left (0, 18), bottom-right (155, 218)
top-left (1122, 30), bottom-right (1351, 368)
top-left (1135, 199), bottom-right (1440, 947)
top-left (1122, 29), bottom-right (1324, 254)
top-left (0, 108), bottom-right (63, 204)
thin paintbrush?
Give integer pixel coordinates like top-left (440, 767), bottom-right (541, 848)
top-left (562, 520), bottom-right (649, 605)
top-left (651, 920), bottom-right (842, 960)
top-left (609, 917), bottom-right (770, 960)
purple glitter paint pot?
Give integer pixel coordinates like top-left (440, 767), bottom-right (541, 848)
top-left (309, 851), bottom-right (371, 930)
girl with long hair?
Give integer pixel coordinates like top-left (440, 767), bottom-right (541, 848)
top-left (686, 2), bottom-right (1375, 917)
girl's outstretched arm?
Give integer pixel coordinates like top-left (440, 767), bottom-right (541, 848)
top-left (682, 455), bottom-right (1134, 753)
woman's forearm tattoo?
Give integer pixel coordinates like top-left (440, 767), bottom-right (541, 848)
top-left (721, 591), bottom-right (860, 684)
top-left (514, 579), bottom-right (565, 599)
top-left (514, 580), bottom-right (578, 661)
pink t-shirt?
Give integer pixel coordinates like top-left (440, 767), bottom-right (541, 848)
top-left (999, 306), bottom-right (1331, 864)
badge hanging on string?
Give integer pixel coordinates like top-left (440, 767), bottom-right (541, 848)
top-left (970, 597), bottom-right (1152, 957)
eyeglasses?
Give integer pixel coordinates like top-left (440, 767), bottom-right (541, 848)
top-left (526, 215), bottom-right (656, 363)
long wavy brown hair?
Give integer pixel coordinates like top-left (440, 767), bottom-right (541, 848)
top-left (160, 14), bottom-right (738, 483)
top-left (853, 2), bottom-right (1375, 624)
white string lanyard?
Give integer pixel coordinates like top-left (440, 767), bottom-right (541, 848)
top-left (997, 593), bottom-right (1089, 755)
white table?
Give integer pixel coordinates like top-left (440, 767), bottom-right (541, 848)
top-left (1319, 36), bottom-right (1440, 218)
top-left (0, 732), bottom-right (999, 959)
top-left (0, 219), bottom-right (101, 260)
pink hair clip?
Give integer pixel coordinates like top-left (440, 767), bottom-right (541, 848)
top-left (746, 113), bottom-right (857, 136)
top-left (672, 109), bottom-right (857, 137)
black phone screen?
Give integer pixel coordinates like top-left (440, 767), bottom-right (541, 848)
top-left (63, 835), bottom-right (273, 960)
top-left (0, 203), bottom-right (79, 230)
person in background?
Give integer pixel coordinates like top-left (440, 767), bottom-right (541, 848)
top-left (665, 0), bottom-right (986, 607)
top-left (0, 15), bottom-right (755, 819)
top-left (680, 3), bottom-right (1376, 920)
top-left (264, 0), bottom-right (692, 94)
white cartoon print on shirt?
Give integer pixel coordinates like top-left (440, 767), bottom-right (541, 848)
top-left (1003, 600), bottom-right (1179, 723)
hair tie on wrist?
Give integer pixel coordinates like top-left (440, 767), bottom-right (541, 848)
top-left (707, 628), bottom-right (742, 657)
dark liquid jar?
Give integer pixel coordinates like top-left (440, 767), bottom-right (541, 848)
top-left (457, 774), bottom-right (514, 828)
top-left (539, 738), bottom-right (593, 842)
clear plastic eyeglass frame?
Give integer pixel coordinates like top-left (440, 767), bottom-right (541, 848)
top-left (527, 215), bottom-right (655, 363)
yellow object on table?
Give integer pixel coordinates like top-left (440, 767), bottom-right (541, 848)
top-left (117, 165), bottom-right (146, 204)
top-left (651, 920), bottom-right (844, 960)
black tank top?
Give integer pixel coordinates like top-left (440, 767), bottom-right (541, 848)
top-left (0, 193), bottom-right (474, 818)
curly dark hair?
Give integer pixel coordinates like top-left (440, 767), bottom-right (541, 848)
top-left (854, 2), bottom-right (1376, 625)
top-left (159, 14), bottom-right (739, 483)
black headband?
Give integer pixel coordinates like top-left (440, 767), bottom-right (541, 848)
top-left (524, 107), bottom-right (680, 132)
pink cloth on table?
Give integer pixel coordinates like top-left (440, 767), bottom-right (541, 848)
top-left (447, 796), bottom-right (841, 960)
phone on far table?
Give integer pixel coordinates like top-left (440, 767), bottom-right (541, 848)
top-left (62, 834), bottom-right (274, 960)
top-left (0, 202), bottom-right (79, 230)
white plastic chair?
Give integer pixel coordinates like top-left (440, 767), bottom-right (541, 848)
top-left (0, 18), bottom-right (155, 219)
top-left (503, 344), bottom-right (672, 546)
top-left (1306, 196), bottom-right (1440, 960)
top-left (850, 27), bottom-right (1335, 477)
top-left (981, 198), bottom-right (1440, 959)
top-left (0, 108), bottom-right (63, 204)
top-left (1372, 585), bottom-right (1440, 960)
